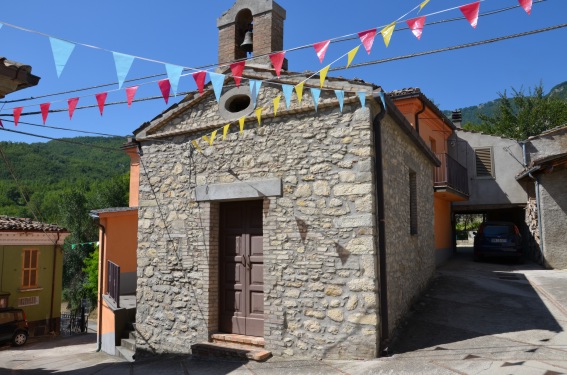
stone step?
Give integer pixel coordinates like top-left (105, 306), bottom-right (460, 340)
top-left (191, 342), bottom-right (271, 362)
top-left (129, 331), bottom-right (137, 340)
top-left (211, 333), bottom-right (265, 348)
top-left (116, 346), bottom-right (135, 362)
top-left (121, 338), bottom-right (136, 352)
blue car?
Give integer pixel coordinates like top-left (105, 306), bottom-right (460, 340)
top-left (473, 221), bottom-right (523, 262)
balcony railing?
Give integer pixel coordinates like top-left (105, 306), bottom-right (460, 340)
top-left (107, 260), bottom-right (120, 308)
top-left (434, 153), bottom-right (469, 196)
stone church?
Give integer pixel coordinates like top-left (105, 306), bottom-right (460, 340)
top-left (132, 0), bottom-right (438, 360)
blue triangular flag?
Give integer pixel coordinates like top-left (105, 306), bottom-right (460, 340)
top-left (379, 92), bottom-right (387, 112)
top-left (113, 52), bottom-right (135, 89)
top-left (210, 73), bottom-right (225, 103)
top-left (310, 88), bottom-right (321, 112)
top-left (165, 64), bottom-right (183, 96)
top-left (49, 37), bottom-right (75, 78)
top-left (334, 90), bottom-right (345, 112)
top-left (358, 92), bottom-right (366, 108)
top-left (282, 84), bottom-right (294, 109)
top-left (250, 80), bottom-right (263, 106)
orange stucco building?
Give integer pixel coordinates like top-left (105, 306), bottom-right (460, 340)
top-left (390, 89), bottom-right (469, 265)
top-left (91, 141), bottom-right (139, 358)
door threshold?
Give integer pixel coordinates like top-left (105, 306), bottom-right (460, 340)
top-left (211, 333), bottom-right (265, 348)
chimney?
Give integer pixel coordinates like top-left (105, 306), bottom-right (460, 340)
top-left (217, 0), bottom-right (287, 70)
top-left (452, 110), bottom-right (462, 128)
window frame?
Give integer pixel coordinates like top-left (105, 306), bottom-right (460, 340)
top-left (21, 248), bottom-right (40, 289)
top-left (474, 147), bottom-right (495, 179)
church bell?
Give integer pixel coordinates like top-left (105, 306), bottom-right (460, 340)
top-left (240, 27), bottom-right (253, 53)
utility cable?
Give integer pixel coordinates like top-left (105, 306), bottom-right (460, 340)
top-left (0, 118), bottom-right (125, 137)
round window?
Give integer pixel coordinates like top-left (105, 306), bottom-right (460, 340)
top-left (219, 86), bottom-right (255, 121)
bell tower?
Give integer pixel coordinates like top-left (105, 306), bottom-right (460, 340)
top-left (217, 0), bottom-right (286, 68)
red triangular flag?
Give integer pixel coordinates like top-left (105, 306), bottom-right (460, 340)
top-left (518, 0), bottom-right (532, 14)
top-left (460, 2), bottom-right (480, 28)
top-left (40, 103), bottom-right (50, 124)
top-left (126, 86), bottom-right (138, 108)
top-left (95, 92), bottom-right (107, 116)
top-left (158, 79), bottom-right (171, 104)
top-left (192, 71), bottom-right (207, 94)
top-left (269, 52), bottom-right (285, 78)
top-left (230, 61), bottom-right (246, 87)
top-left (67, 98), bottom-right (79, 120)
top-left (406, 16), bottom-right (426, 40)
top-left (0, 119), bottom-right (3, 128)
top-left (358, 29), bottom-right (377, 54)
top-left (13, 107), bottom-right (23, 127)
top-left (313, 40), bottom-right (331, 63)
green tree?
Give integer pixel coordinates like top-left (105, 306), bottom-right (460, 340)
top-left (82, 245), bottom-right (99, 309)
top-left (464, 83), bottom-right (567, 139)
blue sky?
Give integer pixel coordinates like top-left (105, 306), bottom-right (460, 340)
top-left (0, 0), bottom-right (565, 143)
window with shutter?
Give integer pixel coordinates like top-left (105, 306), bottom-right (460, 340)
top-left (475, 147), bottom-right (494, 178)
top-left (409, 171), bottom-right (418, 235)
top-left (22, 249), bottom-right (39, 288)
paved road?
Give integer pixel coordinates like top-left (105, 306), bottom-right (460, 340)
top-left (1, 251), bottom-right (566, 374)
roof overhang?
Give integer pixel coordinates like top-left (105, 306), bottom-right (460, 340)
top-left (0, 231), bottom-right (69, 246)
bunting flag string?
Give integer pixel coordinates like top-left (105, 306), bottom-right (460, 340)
top-left (210, 72), bottom-right (225, 103)
top-left (113, 52), bottom-right (135, 89)
top-left (335, 90), bottom-right (345, 112)
top-left (230, 61), bottom-right (246, 87)
top-left (191, 140), bottom-right (202, 153)
top-left (419, 0), bottom-right (431, 12)
top-left (295, 82), bottom-right (305, 104)
top-left (269, 52), bottom-right (286, 78)
top-left (347, 46), bottom-right (360, 68)
top-left (223, 124), bottom-right (230, 140)
top-left (519, 0), bottom-right (532, 15)
top-left (319, 65), bottom-right (330, 88)
top-left (166, 64), bottom-right (184, 96)
top-left (95, 92), bottom-right (108, 116)
top-left (13, 107), bottom-right (23, 127)
top-left (49, 38), bottom-right (75, 78)
top-left (313, 40), bottom-right (331, 63)
top-left (203, 130), bottom-right (217, 146)
top-left (282, 84), bottom-right (294, 109)
top-left (460, 1), bottom-right (481, 28)
top-left (158, 79), bottom-right (171, 104)
top-left (379, 92), bottom-right (387, 111)
top-left (273, 95), bottom-right (281, 116)
top-left (381, 22), bottom-right (397, 47)
top-left (0, 119), bottom-right (3, 128)
top-left (310, 88), bottom-right (321, 112)
top-left (193, 71), bottom-right (208, 94)
top-left (126, 86), bottom-right (138, 107)
top-left (358, 29), bottom-right (377, 54)
top-left (239, 116), bottom-right (245, 134)
top-left (250, 80), bottom-right (263, 106)
top-left (68, 98), bottom-right (79, 119)
top-left (358, 92), bottom-right (366, 108)
top-left (40, 103), bottom-right (51, 124)
top-left (255, 108), bottom-right (263, 126)
top-left (407, 16), bottom-right (427, 39)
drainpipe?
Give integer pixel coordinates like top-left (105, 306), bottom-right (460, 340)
top-left (528, 173), bottom-right (545, 265)
top-left (49, 232), bottom-right (60, 333)
top-left (521, 142), bottom-right (528, 168)
top-left (89, 213), bottom-right (105, 352)
top-left (414, 101), bottom-right (426, 136)
top-left (372, 93), bottom-right (389, 352)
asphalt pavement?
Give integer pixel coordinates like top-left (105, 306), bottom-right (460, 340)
top-left (1, 249), bottom-right (566, 374)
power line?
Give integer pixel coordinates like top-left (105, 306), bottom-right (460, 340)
top-left (0, 0), bottom-right (548, 106)
top-left (0, 118), bottom-right (125, 137)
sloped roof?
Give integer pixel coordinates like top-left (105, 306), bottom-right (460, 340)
top-left (0, 216), bottom-right (68, 233)
top-left (388, 87), bottom-right (455, 131)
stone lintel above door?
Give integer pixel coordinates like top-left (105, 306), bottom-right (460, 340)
top-left (196, 178), bottom-right (282, 202)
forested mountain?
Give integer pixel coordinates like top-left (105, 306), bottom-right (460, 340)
top-left (443, 80), bottom-right (567, 125)
top-left (0, 136), bottom-right (129, 221)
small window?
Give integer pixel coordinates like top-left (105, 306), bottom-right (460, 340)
top-left (475, 147), bottom-right (494, 178)
top-left (0, 312), bottom-right (14, 324)
top-left (22, 249), bottom-right (39, 289)
top-left (409, 170), bottom-right (418, 235)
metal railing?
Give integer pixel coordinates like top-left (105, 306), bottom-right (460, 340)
top-left (107, 260), bottom-right (120, 308)
top-left (434, 153), bottom-right (470, 196)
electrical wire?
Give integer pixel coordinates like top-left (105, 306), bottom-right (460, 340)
top-left (0, 0), bottom-right (548, 106)
top-left (0, 118), bottom-right (125, 137)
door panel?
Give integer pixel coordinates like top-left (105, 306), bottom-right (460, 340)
top-left (219, 200), bottom-right (264, 337)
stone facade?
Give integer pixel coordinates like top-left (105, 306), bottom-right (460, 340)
top-left (133, 67), bottom-right (438, 359)
top-left (539, 169), bottom-right (567, 269)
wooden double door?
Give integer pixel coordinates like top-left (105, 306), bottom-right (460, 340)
top-left (219, 200), bottom-right (264, 337)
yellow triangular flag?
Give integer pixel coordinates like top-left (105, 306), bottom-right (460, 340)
top-left (347, 46), bottom-right (360, 68)
top-left (419, 0), bottom-right (430, 12)
top-left (273, 95), bottom-right (281, 117)
top-left (295, 82), bottom-right (304, 104)
top-left (202, 135), bottom-right (210, 145)
top-left (191, 140), bottom-right (202, 153)
top-left (255, 108), bottom-right (263, 127)
top-left (222, 124), bottom-right (230, 140)
top-left (381, 22), bottom-right (396, 48)
top-left (319, 65), bottom-right (330, 88)
top-left (209, 130), bottom-right (217, 145)
top-left (239, 116), bottom-right (245, 134)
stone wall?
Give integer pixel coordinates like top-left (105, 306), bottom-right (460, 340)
top-left (380, 114), bottom-right (436, 335)
top-left (135, 86), bottom-right (382, 359)
top-left (540, 168), bottom-right (567, 269)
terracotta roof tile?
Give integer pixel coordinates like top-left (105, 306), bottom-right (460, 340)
top-left (0, 216), bottom-right (67, 232)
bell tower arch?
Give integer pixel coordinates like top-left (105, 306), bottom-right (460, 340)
top-left (217, 0), bottom-right (286, 68)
